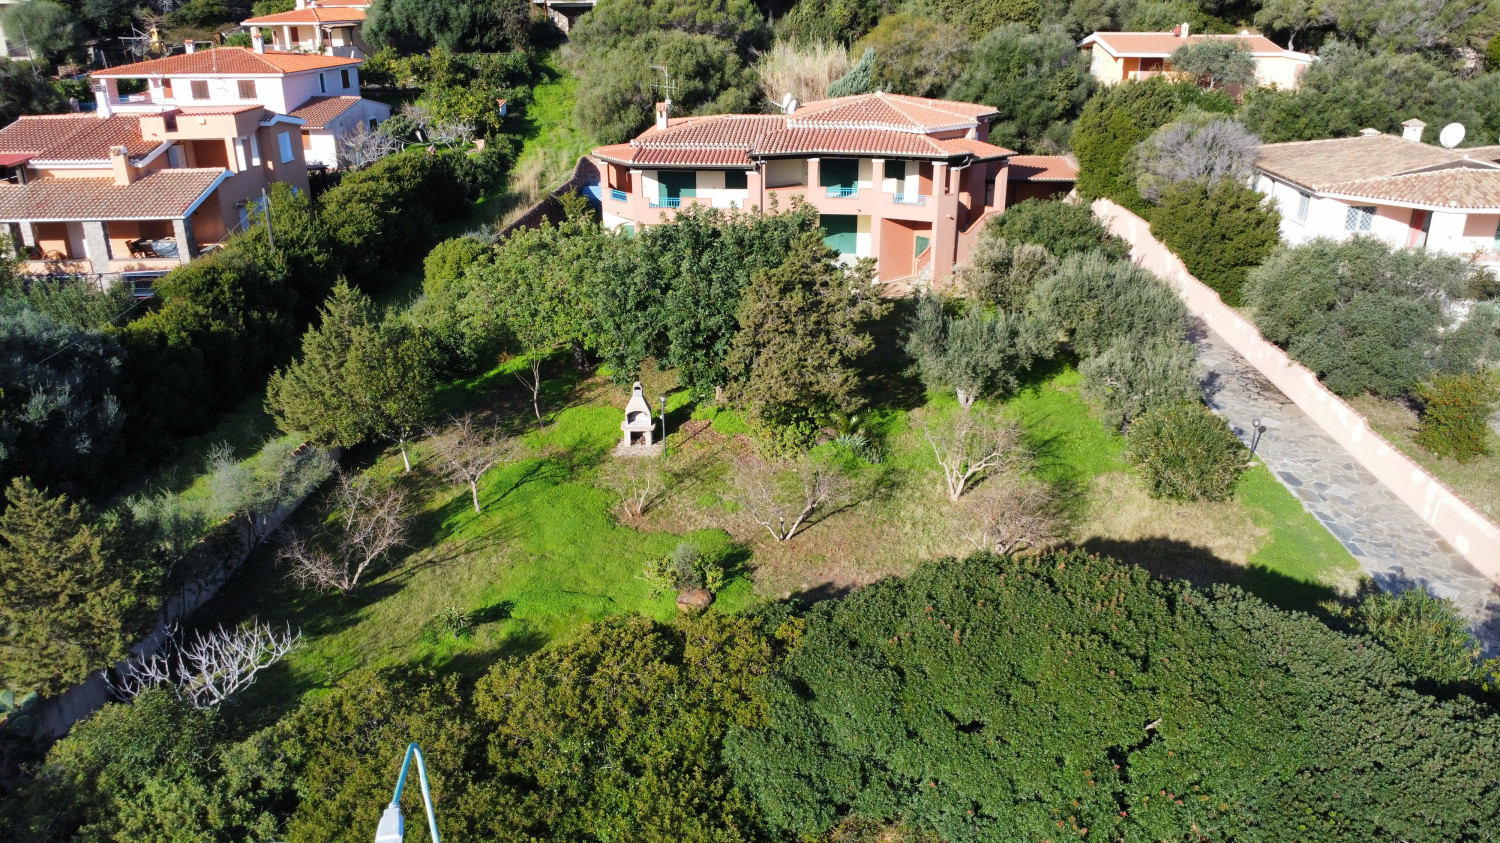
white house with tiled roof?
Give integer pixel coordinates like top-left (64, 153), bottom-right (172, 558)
top-left (1254, 123), bottom-right (1500, 262)
top-left (0, 105), bottom-right (309, 281)
top-left (1080, 26), bottom-right (1313, 89)
top-left (595, 91), bottom-right (1036, 282)
top-left (90, 43), bottom-right (389, 168)
top-left (243, 0), bottom-right (372, 59)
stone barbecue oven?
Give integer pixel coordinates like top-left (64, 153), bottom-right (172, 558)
top-left (620, 382), bottom-right (656, 449)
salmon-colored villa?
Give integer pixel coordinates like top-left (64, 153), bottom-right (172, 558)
top-left (594, 92), bottom-right (1072, 283)
top-left (1079, 27), bottom-right (1314, 89)
top-left (0, 105), bottom-right (309, 281)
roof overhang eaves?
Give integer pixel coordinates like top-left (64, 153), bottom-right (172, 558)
top-left (183, 169), bottom-right (234, 217)
top-left (260, 114), bottom-right (308, 127)
top-left (1317, 191), bottom-right (1500, 214)
top-left (1254, 166), bottom-right (1320, 193)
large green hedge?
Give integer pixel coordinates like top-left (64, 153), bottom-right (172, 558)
top-left (727, 552), bottom-right (1500, 841)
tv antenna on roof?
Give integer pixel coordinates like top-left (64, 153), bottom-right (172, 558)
top-left (1439, 122), bottom-right (1466, 148)
top-left (650, 65), bottom-right (676, 112)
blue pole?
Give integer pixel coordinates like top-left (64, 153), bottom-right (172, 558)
top-left (388, 743), bottom-right (442, 843)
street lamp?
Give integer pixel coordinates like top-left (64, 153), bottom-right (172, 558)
top-left (1249, 417), bottom-right (1266, 456)
top-left (658, 394), bottom-right (667, 456)
top-left (374, 743), bottom-right (442, 843)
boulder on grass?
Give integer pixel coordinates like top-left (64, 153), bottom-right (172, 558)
top-left (676, 588), bottom-right (713, 612)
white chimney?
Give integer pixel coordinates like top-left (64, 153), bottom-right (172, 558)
top-left (184, 41), bottom-right (195, 54)
top-left (1180, 22), bottom-right (1190, 38)
top-left (1401, 118), bottom-right (1427, 143)
top-left (655, 101), bottom-right (670, 131)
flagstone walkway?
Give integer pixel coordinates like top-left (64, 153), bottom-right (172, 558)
top-left (1193, 325), bottom-right (1500, 655)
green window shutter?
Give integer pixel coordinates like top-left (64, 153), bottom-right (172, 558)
top-left (821, 214), bottom-right (858, 255)
top-left (724, 170), bottom-right (747, 189)
top-left (819, 158), bottom-right (859, 188)
top-left (658, 171), bottom-right (697, 198)
top-left (914, 235), bottom-right (930, 257)
top-left (885, 160), bottom-right (906, 181)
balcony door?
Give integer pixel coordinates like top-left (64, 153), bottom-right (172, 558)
top-left (820, 158), bottom-right (858, 195)
top-left (658, 171), bottom-right (696, 205)
top-left (1408, 209), bottom-right (1431, 249)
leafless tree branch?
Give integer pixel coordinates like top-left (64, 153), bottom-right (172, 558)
top-left (337, 124), bottom-right (400, 170)
top-left (963, 476), bottom-right (1061, 556)
top-left (733, 454), bottom-right (848, 541)
top-left (277, 470), bottom-right (408, 593)
top-left (428, 413), bottom-right (516, 514)
top-left (601, 456), bottom-right (668, 518)
top-left (920, 408), bottom-right (1029, 502)
top-left (107, 621), bottom-right (301, 709)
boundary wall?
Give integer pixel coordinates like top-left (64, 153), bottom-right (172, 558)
top-left (1093, 198), bottom-right (1500, 581)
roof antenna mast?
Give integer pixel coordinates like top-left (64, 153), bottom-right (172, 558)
top-left (650, 64), bottom-right (675, 115)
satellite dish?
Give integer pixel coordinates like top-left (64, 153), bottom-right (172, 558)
top-left (1439, 123), bottom-right (1466, 149)
top-left (780, 92), bottom-right (792, 110)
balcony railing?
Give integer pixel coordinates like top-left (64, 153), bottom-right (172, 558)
top-left (826, 185), bottom-right (859, 198)
top-left (894, 193), bottom-right (926, 205)
top-left (649, 196), bottom-right (682, 208)
top-left (610, 188), bottom-right (627, 202)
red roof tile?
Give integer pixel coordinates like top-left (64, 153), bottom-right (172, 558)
top-left (0, 168), bottom-right (227, 221)
top-left (92, 47), bottom-right (359, 77)
top-left (0, 114), bottom-right (158, 162)
top-left (288, 95), bottom-right (361, 128)
top-left (243, 6), bottom-right (366, 24)
top-left (1007, 155), bottom-right (1078, 181)
top-left (792, 92), bottom-right (997, 132)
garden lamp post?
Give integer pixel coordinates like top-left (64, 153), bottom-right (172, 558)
top-left (1250, 418), bottom-right (1265, 456)
top-left (659, 395), bottom-right (667, 456)
top-left (373, 743), bottom-right (441, 843)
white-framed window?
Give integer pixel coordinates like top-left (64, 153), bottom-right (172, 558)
top-left (318, 72), bottom-right (327, 94)
top-left (1344, 205), bottom-right (1376, 231)
top-left (278, 131), bottom-right (294, 163)
top-left (249, 134), bottom-right (260, 166)
top-left (1296, 191), bottom-right (1310, 222)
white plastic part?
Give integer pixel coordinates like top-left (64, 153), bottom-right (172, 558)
top-left (374, 803), bottom-right (404, 842)
top-left (1439, 123), bottom-right (1466, 149)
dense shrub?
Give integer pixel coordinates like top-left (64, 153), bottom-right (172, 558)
top-left (727, 552), bottom-right (1500, 841)
top-left (363, 0), bottom-right (536, 54)
top-left (954, 235), bottom-right (1056, 310)
top-left (1150, 178), bottom-right (1281, 306)
top-left (1127, 403), bottom-right (1246, 501)
top-left (1071, 78), bottom-right (1182, 211)
top-left (1244, 237), bottom-right (1490, 397)
top-left (1416, 371), bottom-right (1499, 462)
top-left (1027, 250), bottom-right (1187, 356)
top-left (1353, 588), bottom-right (1483, 685)
top-left (946, 24), bottom-right (1095, 153)
top-left (1128, 115), bottom-right (1260, 203)
top-left (1079, 335), bottom-right (1199, 430)
top-left (904, 293), bottom-right (1053, 409)
top-left (986, 199), bottom-right (1128, 261)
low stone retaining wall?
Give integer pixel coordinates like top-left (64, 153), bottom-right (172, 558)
top-left (1093, 198), bottom-right (1500, 581)
top-left (495, 156), bottom-right (600, 242)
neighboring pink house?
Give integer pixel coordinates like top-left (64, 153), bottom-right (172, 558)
top-left (89, 44), bottom-right (390, 169)
top-left (594, 91), bottom-right (1026, 283)
top-left (1079, 27), bottom-right (1313, 89)
top-left (242, 0), bottom-right (373, 59)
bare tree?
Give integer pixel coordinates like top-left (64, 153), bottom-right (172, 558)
top-left (278, 470), bottom-right (408, 593)
top-left (337, 124), bottom-right (400, 170)
top-left (963, 476), bottom-right (1060, 556)
top-left (733, 454), bottom-right (849, 542)
top-left (429, 413), bottom-right (515, 514)
top-left (426, 119), bottom-right (475, 148)
top-left (108, 621), bottom-right (301, 709)
top-left (919, 408), bottom-right (1029, 502)
top-left (1131, 117), bottom-right (1260, 202)
top-left (600, 456), bottom-right (667, 518)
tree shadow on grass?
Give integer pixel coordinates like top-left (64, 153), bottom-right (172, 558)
top-left (1081, 536), bottom-right (1341, 616)
top-left (857, 299), bottom-right (926, 412)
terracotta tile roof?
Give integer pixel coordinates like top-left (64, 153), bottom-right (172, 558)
top-left (243, 6), bottom-right (366, 24)
top-left (0, 168), bottom-right (227, 221)
top-left (1081, 31), bottom-right (1299, 57)
top-left (1255, 134), bottom-right (1476, 190)
top-left (593, 94), bottom-right (1013, 167)
top-left (0, 114), bottom-right (158, 162)
top-left (289, 95), bottom-right (361, 128)
top-left (1008, 155), bottom-right (1079, 181)
top-left (92, 47), bottom-right (359, 78)
top-left (1320, 168), bottom-right (1500, 211)
top-left (791, 91), bottom-right (997, 132)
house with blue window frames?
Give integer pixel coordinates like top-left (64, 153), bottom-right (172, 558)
top-left (593, 92), bottom-right (1072, 283)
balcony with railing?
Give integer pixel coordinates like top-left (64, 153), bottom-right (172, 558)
top-left (649, 196), bottom-right (682, 208)
top-left (826, 185), bottom-right (859, 198)
top-left (610, 188), bottom-right (627, 202)
top-left (893, 192), bottom-right (926, 205)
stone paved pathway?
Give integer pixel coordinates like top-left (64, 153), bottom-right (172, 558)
top-left (1193, 325), bottom-right (1500, 655)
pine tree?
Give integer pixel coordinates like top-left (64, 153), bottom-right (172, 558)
top-left (826, 47), bottom-right (876, 97)
top-left (725, 233), bottom-right (886, 442)
top-left (0, 479), bottom-right (157, 693)
top-left (266, 282), bottom-right (380, 447)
